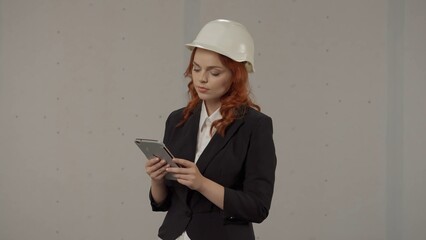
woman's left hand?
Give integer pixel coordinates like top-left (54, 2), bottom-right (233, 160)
top-left (166, 158), bottom-right (206, 191)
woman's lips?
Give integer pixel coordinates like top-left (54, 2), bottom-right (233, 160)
top-left (197, 86), bottom-right (209, 93)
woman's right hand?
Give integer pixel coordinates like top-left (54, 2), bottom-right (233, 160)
top-left (145, 157), bottom-right (170, 182)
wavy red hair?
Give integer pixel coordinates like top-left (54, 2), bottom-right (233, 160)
top-left (178, 48), bottom-right (260, 136)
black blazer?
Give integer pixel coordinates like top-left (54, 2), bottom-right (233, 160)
top-left (150, 103), bottom-right (277, 240)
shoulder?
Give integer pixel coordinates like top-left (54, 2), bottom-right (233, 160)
top-left (243, 107), bottom-right (272, 123)
top-left (240, 107), bottom-right (274, 133)
top-left (166, 107), bottom-right (186, 123)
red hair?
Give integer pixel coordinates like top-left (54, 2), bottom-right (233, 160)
top-left (178, 48), bottom-right (260, 136)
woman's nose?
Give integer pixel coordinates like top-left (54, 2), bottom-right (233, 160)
top-left (198, 72), bottom-right (208, 83)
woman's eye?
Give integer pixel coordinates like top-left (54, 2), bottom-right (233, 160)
top-left (192, 67), bottom-right (200, 72)
top-left (210, 72), bottom-right (220, 77)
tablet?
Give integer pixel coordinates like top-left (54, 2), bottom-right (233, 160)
top-left (134, 138), bottom-right (178, 180)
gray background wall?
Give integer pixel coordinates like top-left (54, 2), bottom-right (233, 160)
top-left (0, 0), bottom-right (425, 240)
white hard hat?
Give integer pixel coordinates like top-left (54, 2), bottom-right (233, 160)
top-left (186, 19), bottom-right (255, 73)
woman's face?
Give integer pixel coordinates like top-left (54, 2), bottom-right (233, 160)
top-left (192, 48), bottom-right (232, 109)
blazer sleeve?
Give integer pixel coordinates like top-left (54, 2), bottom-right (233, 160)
top-left (223, 115), bottom-right (277, 223)
top-left (149, 186), bottom-right (171, 211)
top-left (148, 111), bottom-right (176, 211)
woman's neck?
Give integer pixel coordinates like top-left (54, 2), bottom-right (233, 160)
top-left (204, 100), bottom-right (221, 116)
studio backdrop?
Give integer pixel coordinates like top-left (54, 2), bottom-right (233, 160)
top-left (1, 0), bottom-right (425, 240)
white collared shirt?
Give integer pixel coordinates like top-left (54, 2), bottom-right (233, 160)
top-left (194, 102), bottom-right (222, 163)
top-left (179, 101), bottom-right (222, 240)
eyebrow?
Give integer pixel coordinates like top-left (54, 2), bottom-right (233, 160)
top-left (193, 61), bottom-right (224, 70)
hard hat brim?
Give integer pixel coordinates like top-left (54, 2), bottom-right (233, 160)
top-left (185, 43), bottom-right (254, 73)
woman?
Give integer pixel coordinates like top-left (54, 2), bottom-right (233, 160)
top-left (145, 19), bottom-right (277, 240)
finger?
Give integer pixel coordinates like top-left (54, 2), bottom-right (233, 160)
top-left (176, 178), bottom-right (186, 185)
top-left (150, 164), bottom-right (170, 178)
top-left (154, 159), bottom-right (167, 168)
top-left (172, 158), bottom-right (194, 168)
top-left (145, 157), bottom-right (160, 167)
top-left (174, 174), bottom-right (194, 182)
top-left (146, 159), bottom-right (167, 173)
top-left (165, 166), bottom-right (179, 173)
top-left (148, 159), bottom-right (167, 172)
top-left (166, 166), bottom-right (191, 174)
top-left (157, 171), bottom-right (168, 180)
top-left (153, 169), bottom-right (168, 179)
top-left (176, 178), bottom-right (193, 188)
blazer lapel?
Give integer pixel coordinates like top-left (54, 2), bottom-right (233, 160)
top-left (196, 117), bottom-right (244, 174)
top-left (169, 104), bottom-right (201, 205)
top-left (172, 104), bottom-right (201, 162)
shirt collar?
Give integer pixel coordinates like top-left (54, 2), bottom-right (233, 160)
top-left (199, 101), bottom-right (222, 132)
